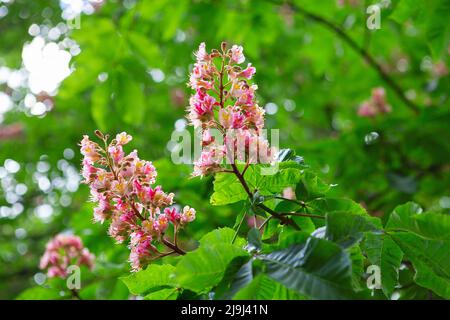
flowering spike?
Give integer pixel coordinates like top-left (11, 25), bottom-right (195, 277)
top-left (186, 42), bottom-right (276, 177)
top-left (80, 132), bottom-right (195, 271)
top-left (39, 234), bottom-right (95, 278)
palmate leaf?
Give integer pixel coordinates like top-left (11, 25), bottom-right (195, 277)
top-left (365, 233), bottom-right (403, 298)
top-left (296, 171), bottom-right (331, 200)
top-left (386, 202), bottom-right (450, 240)
top-left (259, 237), bottom-right (355, 299)
top-left (210, 171), bottom-right (248, 206)
top-left (386, 202), bottom-right (450, 299)
top-left (390, 233), bottom-right (450, 299)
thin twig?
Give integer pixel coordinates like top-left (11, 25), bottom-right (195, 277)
top-left (279, 212), bottom-right (325, 219)
top-left (232, 209), bottom-right (248, 244)
top-left (258, 215), bottom-right (273, 231)
top-left (161, 237), bottom-right (186, 255)
top-left (273, 196), bottom-right (306, 207)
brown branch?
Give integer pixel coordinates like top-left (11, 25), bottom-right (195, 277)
top-left (279, 212), bottom-right (325, 219)
top-left (161, 237), bottom-right (186, 255)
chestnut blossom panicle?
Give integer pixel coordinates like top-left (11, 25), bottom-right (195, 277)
top-left (187, 42), bottom-right (276, 177)
top-left (358, 87), bottom-right (392, 117)
top-left (39, 234), bottom-right (95, 278)
top-left (80, 131), bottom-right (196, 271)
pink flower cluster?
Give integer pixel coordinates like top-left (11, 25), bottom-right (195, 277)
top-left (358, 87), bottom-right (392, 117)
top-left (39, 234), bottom-right (95, 278)
top-left (80, 131), bottom-right (196, 271)
top-left (187, 42), bottom-right (275, 177)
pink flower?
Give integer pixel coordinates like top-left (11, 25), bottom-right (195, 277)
top-left (357, 87), bottom-right (392, 117)
top-left (181, 206), bottom-right (196, 224)
top-left (80, 131), bottom-right (197, 271)
top-left (193, 146), bottom-right (225, 177)
top-left (108, 211), bottom-right (137, 243)
top-left (202, 129), bottom-right (215, 147)
top-left (39, 234), bottom-right (95, 278)
top-left (108, 145), bottom-right (124, 163)
top-left (80, 135), bottom-right (100, 162)
top-left (93, 197), bottom-right (111, 224)
top-left (116, 132), bottom-right (132, 145)
top-left (239, 63), bottom-right (256, 79)
top-left (358, 101), bottom-right (377, 117)
top-left (230, 45), bottom-right (245, 64)
top-left (164, 207), bottom-right (181, 223)
top-left (195, 42), bottom-right (208, 62)
top-left (81, 159), bottom-right (97, 182)
top-left (153, 214), bottom-right (169, 233)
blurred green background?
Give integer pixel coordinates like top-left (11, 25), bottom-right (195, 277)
top-left (0, 0), bottom-right (448, 299)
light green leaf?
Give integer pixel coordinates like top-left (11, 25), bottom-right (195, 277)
top-left (120, 264), bottom-right (176, 296)
top-left (144, 288), bottom-right (179, 300)
top-left (174, 228), bottom-right (249, 293)
top-left (16, 286), bottom-right (63, 300)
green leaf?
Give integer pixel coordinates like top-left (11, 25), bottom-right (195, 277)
top-left (390, 0), bottom-right (450, 57)
top-left (175, 244), bottom-right (249, 293)
top-left (386, 202), bottom-right (450, 240)
top-left (210, 163), bottom-right (302, 205)
top-left (365, 233), bottom-right (403, 297)
top-left (247, 228), bottom-right (262, 252)
top-left (16, 286), bottom-right (63, 300)
top-left (199, 227), bottom-right (246, 247)
top-left (425, 0), bottom-right (450, 57)
top-left (91, 81), bottom-right (110, 131)
top-left (296, 171), bottom-right (331, 200)
top-left (144, 288), bottom-right (179, 300)
top-left (307, 198), bottom-right (367, 217)
top-left (385, 202), bottom-right (450, 298)
top-left (233, 273), bottom-right (306, 300)
top-left (349, 245), bottom-right (365, 292)
top-left (259, 237), bottom-right (355, 299)
top-left (120, 264), bottom-right (176, 296)
top-left (210, 171), bottom-right (248, 205)
top-left (213, 257), bottom-right (252, 299)
top-left (325, 211), bottom-right (380, 248)
top-left (116, 75), bottom-right (146, 125)
top-left (390, 232), bottom-right (450, 299)
top-left (126, 32), bottom-right (160, 67)
top-left (174, 228), bottom-right (249, 293)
